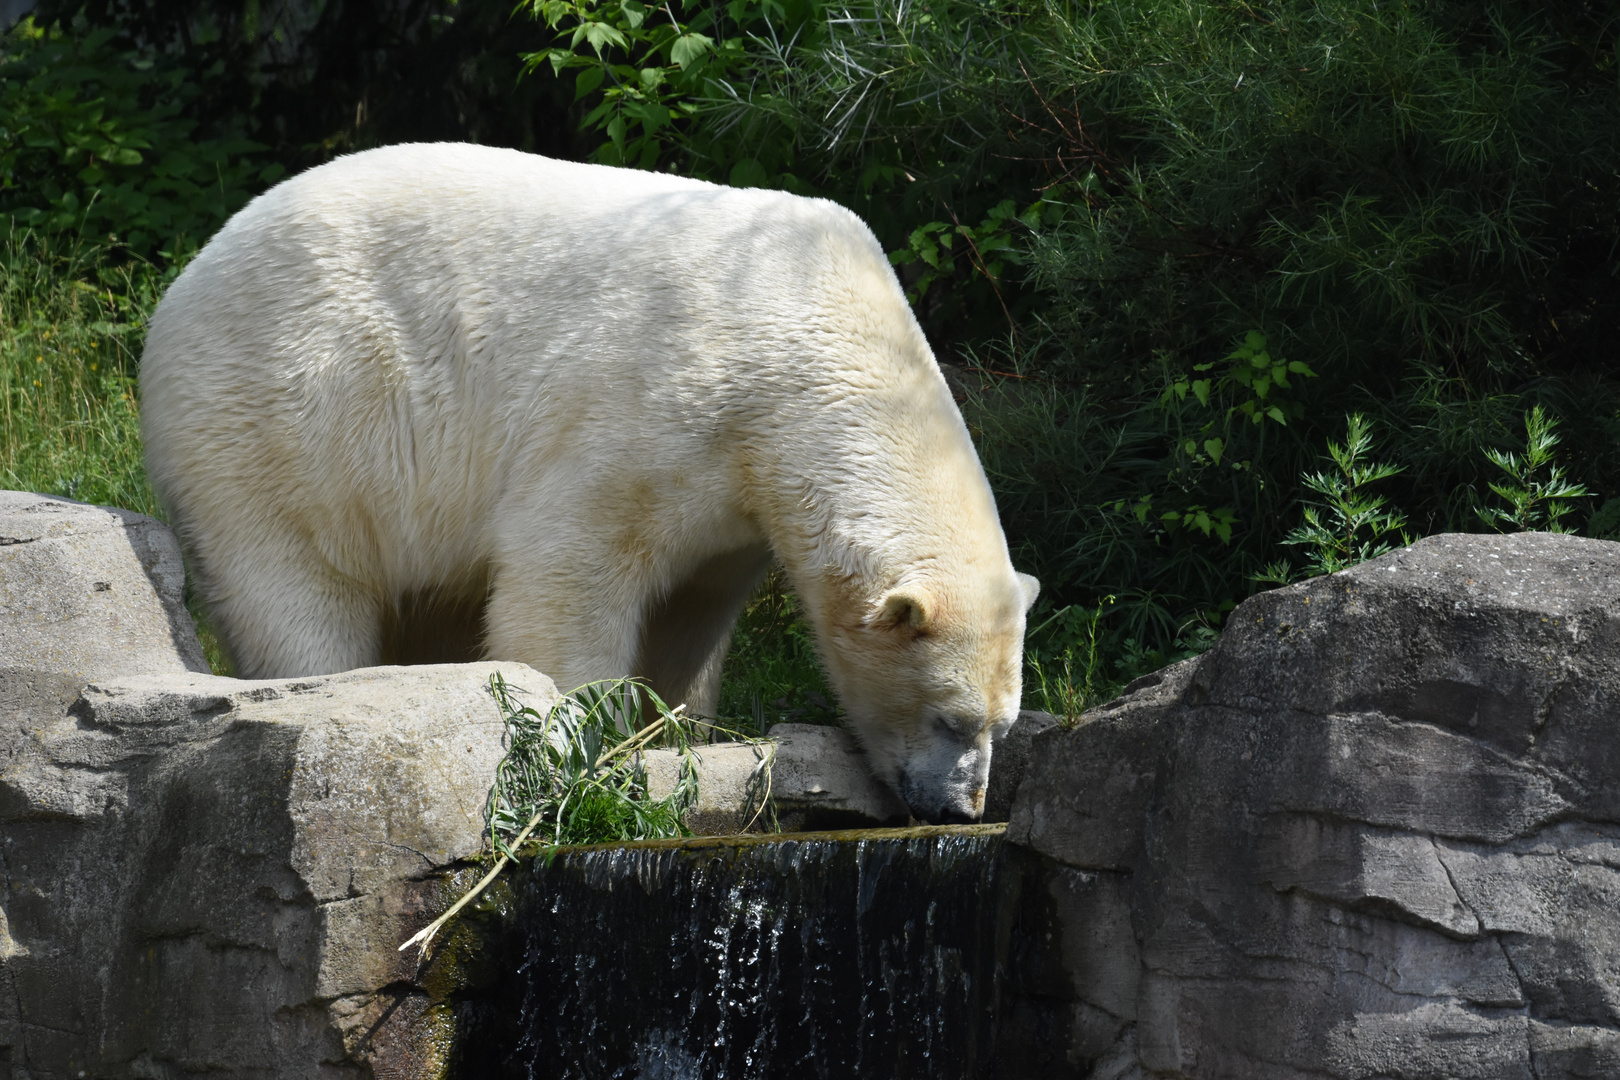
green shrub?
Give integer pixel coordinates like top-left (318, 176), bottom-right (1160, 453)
top-left (0, 17), bottom-right (281, 257)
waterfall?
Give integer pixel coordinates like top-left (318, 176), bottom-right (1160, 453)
top-left (452, 825), bottom-right (1019, 1079)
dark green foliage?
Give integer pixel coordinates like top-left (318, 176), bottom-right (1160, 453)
top-left (716, 568), bottom-right (842, 730)
top-left (34, 0), bottom-right (587, 168)
top-left (0, 18), bottom-right (280, 255)
top-left (540, 0), bottom-right (1620, 706)
top-left (987, 0), bottom-right (1620, 666)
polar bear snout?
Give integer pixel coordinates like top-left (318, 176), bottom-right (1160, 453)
top-left (895, 720), bottom-right (993, 824)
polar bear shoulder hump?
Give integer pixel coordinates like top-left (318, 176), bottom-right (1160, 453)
top-left (225, 143), bottom-right (879, 258)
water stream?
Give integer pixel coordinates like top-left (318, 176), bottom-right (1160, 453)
top-left (452, 824), bottom-right (1026, 1079)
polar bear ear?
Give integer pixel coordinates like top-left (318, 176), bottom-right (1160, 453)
top-left (875, 589), bottom-right (933, 634)
top-left (1016, 572), bottom-right (1041, 614)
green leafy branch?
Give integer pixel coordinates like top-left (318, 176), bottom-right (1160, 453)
top-left (527, 0), bottom-right (757, 169)
top-left (1267, 413), bottom-right (1409, 580)
top-left (402, 674), bottom-right (717, 953)
top-left (889, 198), bottom-right (1044, 305)
top-left (1477, 405), bottom-right (1589, 533)
top-left (1165, 330), bottom-right (1317, 428)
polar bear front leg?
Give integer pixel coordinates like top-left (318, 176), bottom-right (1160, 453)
top-left (482, 558), bottom-right (648, 699)
top-left (194, 539), bottom-right (385, 679)
top-left (483, 543), bottom-right (771, 713)
top-left (635, 545), bottom-right (772, 714)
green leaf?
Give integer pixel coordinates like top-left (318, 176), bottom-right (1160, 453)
top-left (1191, 379), bottom-right (1211, 406)
top-left (1204, 438), bottom-right (1224, 464)
top-left (670, 33), bottom-right (713, 70)
top-left (626, 99), bottom-right (668, 131)
top-left (620, 0), bottom-right (648, 29)
top-left (574, 64), bottom-right (606, 99)
top-left (582, 21), bottom-right (629, 54)
top-left (728, 158), bottom-right (768, 188)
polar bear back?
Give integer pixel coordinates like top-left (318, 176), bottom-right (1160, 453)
top-left (141, 144), bottom-right (947, 597)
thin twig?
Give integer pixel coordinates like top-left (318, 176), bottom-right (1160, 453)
top-left (399, 802), bottom-right (547, 955)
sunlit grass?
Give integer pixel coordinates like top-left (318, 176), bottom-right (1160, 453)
top-left (0, 233), bottom-right (161, 514)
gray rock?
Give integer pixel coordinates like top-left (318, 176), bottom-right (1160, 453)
top-left (644, 725), bottom-right (920, 836)
top-left (644, 740), bottom-right (776, 835)
top-left (0, 491), bottom-right (207, 679)
top-left (643, 709), bottom-right (1053, 835)
top-left (1003, 533), bottom-right (1620, 1078)
top-left (983, 708), bottom-right (1060, 823)
top-left (765, 723), bottom-right (909, 830)
top-left (0, 660), bottom-right (556, 1078)
top-left (1008, 658), bottom-right (1197, 870)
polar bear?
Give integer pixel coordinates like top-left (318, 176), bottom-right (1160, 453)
top-left (139, 143), bottom-right (1037, 823)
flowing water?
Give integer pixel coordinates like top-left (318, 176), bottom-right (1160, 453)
top-left (452, 824), bottom-right (1028, 1079)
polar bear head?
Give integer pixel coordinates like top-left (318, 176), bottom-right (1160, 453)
top-left (812, 565), bottom-right (1040, 823)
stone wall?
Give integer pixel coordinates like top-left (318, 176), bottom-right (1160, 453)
top-left (9, 490), bottom-right (1620, 1079)
top-left (0, 493), bottom-right (558, 1078)
top-left (1002, 532), bottom-right (1620, 1079)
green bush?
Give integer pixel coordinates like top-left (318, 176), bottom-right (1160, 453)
top-left (0, 17), bottom-right (282, 257)
top-left (535, 0), bottom-right (1620, 708)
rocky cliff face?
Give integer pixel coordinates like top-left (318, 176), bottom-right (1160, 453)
top-left (1003, 532), bottom-right (1620, 1079)
top-left (7, 491), bottom-right (1620, 1079)
top-left (0, 493), bottom-right (557, 1078)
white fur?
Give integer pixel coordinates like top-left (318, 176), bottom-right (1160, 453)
top-left (140, 143), bottom-right (1036, 822)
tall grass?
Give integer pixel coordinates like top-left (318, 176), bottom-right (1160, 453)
top-left (0, 233), bottom-right (164, 514)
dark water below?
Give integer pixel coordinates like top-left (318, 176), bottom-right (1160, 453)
top-left (452, 824), bottom-right (1032, 1080)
